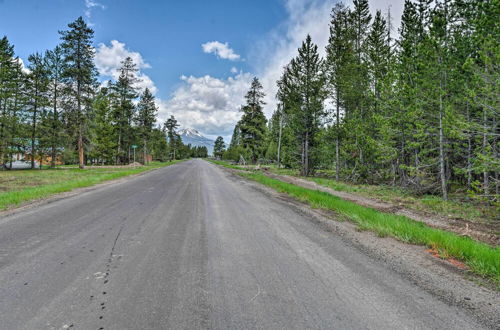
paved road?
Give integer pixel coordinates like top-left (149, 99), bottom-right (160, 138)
top-left (0, 159), bottom-right (485, 329)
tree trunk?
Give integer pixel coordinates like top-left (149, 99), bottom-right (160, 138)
top-left (77, 39), bottom-right (85, 170)
top-left (9, 87), bottom-right (20, 169)
top-left (0, 96), bottom-right (6, 164)
top-left (78, 127), bottom-right (84, 169)
top-left (438, 94), bottom-right (447, 200)
top-left (492, 108), bottom-right (498, 196)
top-left (116, 129), bottom-right (122, 165)
top-left (466, 102), bottom-right (472, 190)
top-left (77, 77), bottom-right (85, 169)
top-left (128, 144), bottom-right (131, 164)
top-left (51, 82), bottom-right (57, 168)
top-left (482, 107), bottom-right (489, 196)
top-left (277, 111), bottom-right (283, 168)
top-left (335, 93), bottom-right (340, 181)
top-left (304, 133), bottom-right (309, 176)
top-left (31, 91), bottom-right (38, 170)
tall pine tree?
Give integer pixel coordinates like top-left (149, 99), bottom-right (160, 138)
top-left (238, 77), bottom-right (267, 163)
top-left (135, 88), bottom-right (157, 164)
top-left (60, 17), bottom-right (97, 169)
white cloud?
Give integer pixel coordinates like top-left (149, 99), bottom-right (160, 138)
top-left (158, 73), bottom-right (253, 135)
top-left (153, 0), bottom-right (404, 137)
top-left (254, 0), bottom-right (332, 116)
top-left (95, 40), bottom-right (157, 94)
top-left (202, 41), bottom-right (241, 61)
top-left (16, 58), bottom-right (30, 74)
top-left (93, 40), bottom-right (250, 137)
top-left (85, 0), bottom-right (105, 20)
top-left (253, 0), bottom-right (404, 117)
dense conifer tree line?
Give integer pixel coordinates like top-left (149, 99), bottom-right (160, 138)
top-left (0, 17), bottom-right (192, 167)
top-left (226, 0), bottom-right (498, 202)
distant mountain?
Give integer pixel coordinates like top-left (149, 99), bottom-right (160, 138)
top-left (178, 128), bottom-right (215, 155)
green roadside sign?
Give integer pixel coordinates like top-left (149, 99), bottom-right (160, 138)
top-left (131, 145), bottom-right (138, 149)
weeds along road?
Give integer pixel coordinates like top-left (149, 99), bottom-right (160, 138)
top-left (0, 159), bottom-right (490, 329)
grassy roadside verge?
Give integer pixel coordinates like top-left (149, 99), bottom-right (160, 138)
top-left (209, 159), bottom-right (499, 283)
top-left (210, 162), bottom-right (499, 224)
top-left (0, 160), bottom-right (184, 210)
top-left (207, 159), bottom-right (243, 170)
top-left (307, 177), bottom-right (499, 224)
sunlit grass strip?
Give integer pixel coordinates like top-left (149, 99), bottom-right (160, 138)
top-left (239, 172), bottom-right (500, 283)
top-left (0, 160), bottom-right (184, 210)
top-left (206, 159), bottom-right (245, 170)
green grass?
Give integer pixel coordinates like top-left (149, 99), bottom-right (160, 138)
top-left (209, 160), bottom-right (498, 223)
top-left (207, 159), bottom-right (245, 170)
top-left (0, 160), bottom-right (184, 210)
top-left (239, 171), bottom-right (500, 283)
top-left (307, 177), bottom-right (496, 223)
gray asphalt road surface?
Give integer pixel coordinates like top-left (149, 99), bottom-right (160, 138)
top-left (0, 159), bottom-right (487, 329)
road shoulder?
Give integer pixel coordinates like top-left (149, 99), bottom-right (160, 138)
top-left (209, 161), bottom-right (500, 329)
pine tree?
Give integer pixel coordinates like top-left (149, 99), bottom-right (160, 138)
top-left (238, 77), bottom-right (267, 163)
top-left (229, 122), bottom-right (241, 149)
top-left (224, 122), bottom-right (245, 162)
top-left (149, 125), bottom-right (169, 161)
top-left (326, 3), bottom-right (352, 180)
top-left (347, 0), bottom-right (371, 176)
top-left (6, 58), bottom-right (26, 167)
top-left (0, 36), bottom-right (22, 164)
top-left (111, 56), bottom-right (139, 164)
top-left (414, 0), bottom-right (454, 199)
top-left (44, 45), bottom-right (65, 167)
top-left (213, 136), bottom-right (225, 159)
top-left (135, 88), bottom-right (157, 164)
top-left (60, 17), bottom-right (97, 169)
top-left (26, 52), bottom-right (49, 168)
top-left (366, 10), bottom-right (391, 110)
top-left (91, 87), bottom-right (116, 164)
top-left (164, 115), bottom-right (180, 160)
top-left (464, 0), bottom-right (499, 198)
top-left (266, 105), bottom-right (284, 164)
top-left (284, 35), bottom-right (326, 176)
top-left (351, 0), bottom-right (371, 63)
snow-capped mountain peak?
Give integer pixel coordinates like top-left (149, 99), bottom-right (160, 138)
top-left (178, 128), bottom-right (203, 138)
top-left (178, 128), bottom-right (215, 155)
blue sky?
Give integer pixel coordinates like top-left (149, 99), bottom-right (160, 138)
top-left (0, 0), bottom-right (402, 140)
top-left (1, 0), bottom-right (284, 94)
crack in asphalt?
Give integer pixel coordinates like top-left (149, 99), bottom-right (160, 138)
top-left (96, 220), bottom-right (126, 329)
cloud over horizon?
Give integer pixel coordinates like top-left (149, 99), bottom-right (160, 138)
top-left (158, 73), bottom-right (253, 136)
